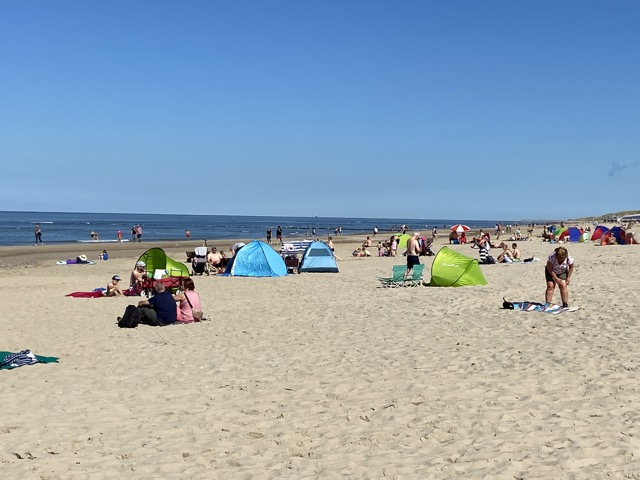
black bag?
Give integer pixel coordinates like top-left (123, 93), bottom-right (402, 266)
top-left (118, 305), bottom-right (141, 328)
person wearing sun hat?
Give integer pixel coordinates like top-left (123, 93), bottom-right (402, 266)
top-left (75, 254), bottom-right (90, 264)
top-left (106, 275), bottom-right (124, 297)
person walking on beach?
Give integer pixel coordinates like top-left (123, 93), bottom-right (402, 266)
top-left (327, 236), bottom-right (341, 261)
top-left (117, 230), bottom-right (122, 243)
top-left (185, 229), bottom-right (190, 240)
top-left (136, 225), bottom-right (143, 242)
top-left (406, 232), bottom-right (421, 276)
top-left (373, 226), bottom-right (378, 237)
top-left (34, 224), bottom-right (43, 245)
top-left (276, 226), bottom-right (283, 245)
top-left (266, 227), bottom-right (272, 244)
top-left (545, 246), bottom-right (574, 308)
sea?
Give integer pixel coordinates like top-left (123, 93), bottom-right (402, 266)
top-left (0, 211), bottom-right (514, 247)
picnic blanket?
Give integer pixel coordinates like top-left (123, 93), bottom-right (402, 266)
top-left (503, 298), bottom-right (579, 314)
top-left (1, 350), bottom-right (59, 370)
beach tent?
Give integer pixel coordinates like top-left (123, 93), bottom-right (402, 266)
top-left (590, 225), bottom-right (609, 241)
top-left (554, 226), bottom-right (568, 238)
top-left (136, 248), bottom-right (190, 278)
top-left (223, 240), bottom-right (287, 277)
top-left (398, 234), bottom-right (411, 248)
top-left (558, 226), bottom-right (583, 242)
top-left (428, 247), bottom-right (487, 287)
top-left (299, 241), bottom-right (339, 273)
top-left (610, 226), bottom-right (626, 245)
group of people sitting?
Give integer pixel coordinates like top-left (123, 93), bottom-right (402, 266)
top-left (476, 234), bottom-right (522, 264)
top-left (448, 231), bottom-right (467, 244)
top-left (136, 278), bottom-right (202, 326)
top-left (108, 260), bottom-right (203, 326)
top-left (352, 246), bottom-right (372, 257)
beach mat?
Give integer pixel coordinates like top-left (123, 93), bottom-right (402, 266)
top-left (1, 350), bottom-right (59, 370)
top-left (503, 299), bottom-right (580, 314)
top-left (56, 260), bottom-right (95, 265)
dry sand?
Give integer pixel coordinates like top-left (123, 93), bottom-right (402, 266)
top-left (2, 231), bottom-right (640, 479)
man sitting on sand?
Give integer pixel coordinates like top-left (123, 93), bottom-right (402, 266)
top-left (138, 283), bottom-right (177, 326)
top-left (511, 243), bottom-right (521, 261)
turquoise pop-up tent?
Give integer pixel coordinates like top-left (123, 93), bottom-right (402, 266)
top-left (223, 240), bottom-right (287, 277)
top-left (299, 241), bottom-right (339, 273)
top-left (429, 247), bottom-right (487, 287)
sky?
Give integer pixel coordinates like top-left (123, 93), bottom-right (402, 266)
top-left (1, 1), bottom-right (639, 221)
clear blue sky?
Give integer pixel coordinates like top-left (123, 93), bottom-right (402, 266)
top-left (1, 1), bottom-right (638, 221)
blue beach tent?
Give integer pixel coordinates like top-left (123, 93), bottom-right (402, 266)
top-left (223, 240), bottom-right (287, 277)
top-left (299, 241), bottom-right (339, 273)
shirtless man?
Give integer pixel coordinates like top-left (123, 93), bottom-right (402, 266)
top-left (207, 247), bottom-right (223, 272)
top-left (511, 243), bottom-right (521, 261)
top-left (406, 231), bottom-right (421, 275)
top-left (130, 261), bottom-right (147, 290)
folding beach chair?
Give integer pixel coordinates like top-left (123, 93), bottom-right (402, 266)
top-left (191, 246), bottom-right (210, 276)
top-left (404, 264), bottom-right (425, 287)
top-left (376, 265), bottom-right (406, 288)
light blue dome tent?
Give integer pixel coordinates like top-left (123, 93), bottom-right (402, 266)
top-left (299, 241), bottom-right (339, 273)
top-left (223, 240), bottom-right (287, 277)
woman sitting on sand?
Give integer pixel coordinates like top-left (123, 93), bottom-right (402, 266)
top-left (173, 278), bottom-right (202, 323)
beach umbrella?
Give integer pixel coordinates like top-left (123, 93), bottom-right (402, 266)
top-left (451, 224), bottom-right (470, 233)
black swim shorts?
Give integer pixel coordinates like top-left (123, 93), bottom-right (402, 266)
top-left (407, 255), bottom-right (420, 268)
top-left (545, 268), bottom-right (567, 282)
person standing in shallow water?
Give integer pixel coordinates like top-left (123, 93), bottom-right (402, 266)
top-left (34, 224), bottom-right (43, 245)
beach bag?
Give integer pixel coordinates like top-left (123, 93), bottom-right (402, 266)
top-left (118, 305), bottom-right (141, 328)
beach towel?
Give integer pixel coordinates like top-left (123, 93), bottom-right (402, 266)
top-left (66, 287), bottom-right (139, 298)
top-left (502, 298), bottom-right (579, 314)
top-left (1, 350), bottom-right (59, 370)
top-left (66, 291), bottom-right (105, 298)
top-left (56, 260), bottom-right (95, 265)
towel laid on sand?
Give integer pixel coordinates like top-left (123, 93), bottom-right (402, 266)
top-left (1, 350), bottom-right (59, 370)
top-left (66, 291), bottom-right (105, 298)
top-left (502, 299), bottom-right (579, 314)
top-left (56, 260), bottom-right (96, 265)
top-left (66, 288), bottom-right (138, 298)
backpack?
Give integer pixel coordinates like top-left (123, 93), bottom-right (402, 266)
top-left (118, 305), bottom-right (141, 328)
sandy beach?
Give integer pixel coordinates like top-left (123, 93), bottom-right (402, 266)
top-left (2, 230), bottom-right (640, 479)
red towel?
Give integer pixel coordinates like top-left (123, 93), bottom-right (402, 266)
top-left (66, 291), bottom-right (105, 298)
